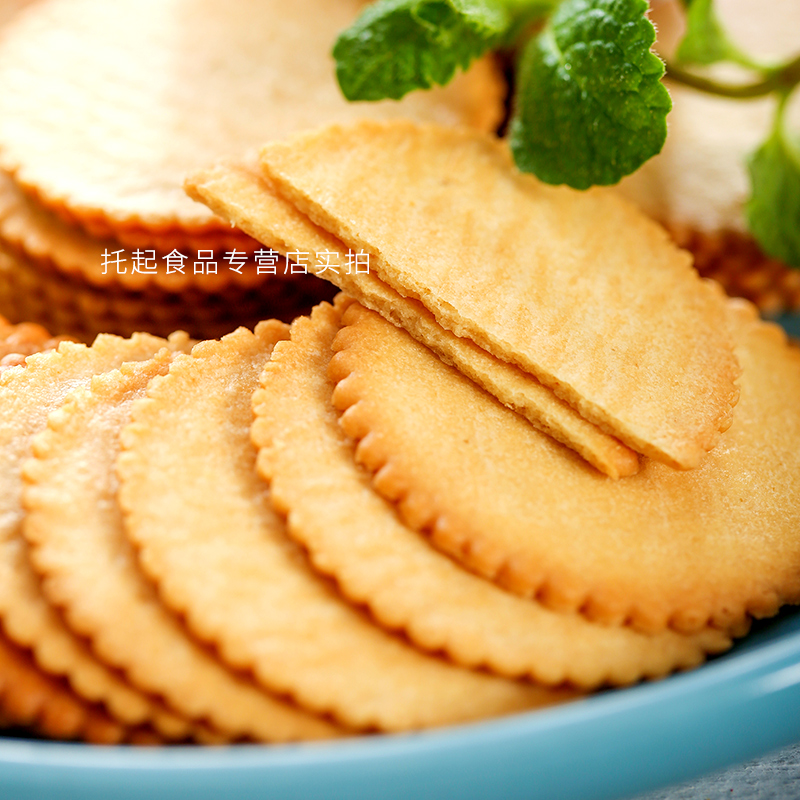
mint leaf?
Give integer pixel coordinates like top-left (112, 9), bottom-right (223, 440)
top-left (746, 105), bottom-right (800, 268)
top-left (333, 0), bottom-right (513, 102)
top-left (676, 0), bottom-right (754, 69)
top-left (508, 0), bottom-right (671, 189)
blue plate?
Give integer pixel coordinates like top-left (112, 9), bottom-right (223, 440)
top-left (3, 314), bottom-right (800, 800)
top-left (1, 608), bottom-right (799, 800)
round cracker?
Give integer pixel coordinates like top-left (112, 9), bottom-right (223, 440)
top-left (23, 329), bottom-right (342, 742)
top-left (118, 308), bottom-right (572, 732)
top-left (0, 0), bottom-right (503, 234)
top-left (253, 298), bottom-right (731, 687)
top-left (329, 301), bottom-right (800, 634)
top-left (0, 333), bottom-right (192, 737)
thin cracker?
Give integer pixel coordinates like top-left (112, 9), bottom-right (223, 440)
top-left (0, 332), bottom-right (192, 737)
top-left (186, 163), bottom-right (638, 478)
top-left (254, 298), bottom-right (731, 688)
top-left (23, 334), bottom-right (342, 742)
top-left (259, 120), bottom-right (740, 469)
top-left (118, 312), bottom-right (573, 732)
top-left (329, 299), bottom-right (800, 634)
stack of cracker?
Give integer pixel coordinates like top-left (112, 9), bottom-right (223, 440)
top-left (191, 121), bottom-right (798, 697)
top-left (0, 0), bottom-right (504, 341)
top-left (6, 321), bottom-right (577, 742)
top-left (3, 117), bottom-right (797, 745)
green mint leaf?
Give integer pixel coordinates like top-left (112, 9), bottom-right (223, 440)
top-left (746, 103), bottom-right (800, 268)
top-left (508, 0), bottom-right (671, 189)
top-left (675, 0), bottom-right (755, 69)
top-left (333, 0), bottom-right (513, 102)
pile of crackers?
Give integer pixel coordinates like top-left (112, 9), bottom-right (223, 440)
top-left (1, 0), bottom-right (799, 748)
top-left (1, 116), bottom-right (799, 745)
top-left (0, 0), bottom-right (502, 341)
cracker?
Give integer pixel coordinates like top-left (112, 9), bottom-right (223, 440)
top-left (259, 120), bottom-right (741, 469)
top-left (0, 332), bottom-right (192, 737)
top-left (186, 163), bottom-right (638, 478)
top-left (118, 311), bottom-right (572, 732)
top-left (0, 0), bottom-right (503, 235)
top-left (23, 332), bottom-right (342, 742)
top-left (253, 299), bottom-right (730, 687)
top-left (329, 298), bottom-right (800, 634)
top-left (0, 632), bottom-right (129, 744)
top-left (0, 172), bottom-right (263, 292)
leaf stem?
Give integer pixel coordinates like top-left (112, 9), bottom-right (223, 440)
top-left (664, 53), bottom-right (800, 99)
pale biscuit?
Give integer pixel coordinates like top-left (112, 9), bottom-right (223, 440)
top-left (259, 120), bottom-right (741, 469)
top-left (0, 0), bottom-right (503, 235)
top-left (186, 163), bottom-right (638, 478)
top-left (329, 299), bottom-right (800, 634)
top-left (0, 333), bottom-right (192, 737)
top-left (254, 298), bottom-right (731, 687)
top-left (23, 334), bottom-right (342, 742)
top-left (118, 312), bottom-right (574, 732)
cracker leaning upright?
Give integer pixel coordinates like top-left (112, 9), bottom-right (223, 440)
top-left (258, 121), bottom-right (740, 470)
top-left (185, 163), bottom-right (638, 478)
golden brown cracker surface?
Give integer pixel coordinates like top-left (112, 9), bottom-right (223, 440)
top-left (254, 299), bottom-right (730, 688)
top-left (118, 312), bottom-right (572, 732)
top-left (0, 333), bottom-right (192, 736)
top-left (329, 298), bottom-right (800, 634)
top-left (0, 0), bottom-right (503, 234)
top-left (186, 163), bottom-right (638, 478)
top-left (23, 334), bottom-right (342, 742)
top-left (259, 120), bottom-right (740, 470)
